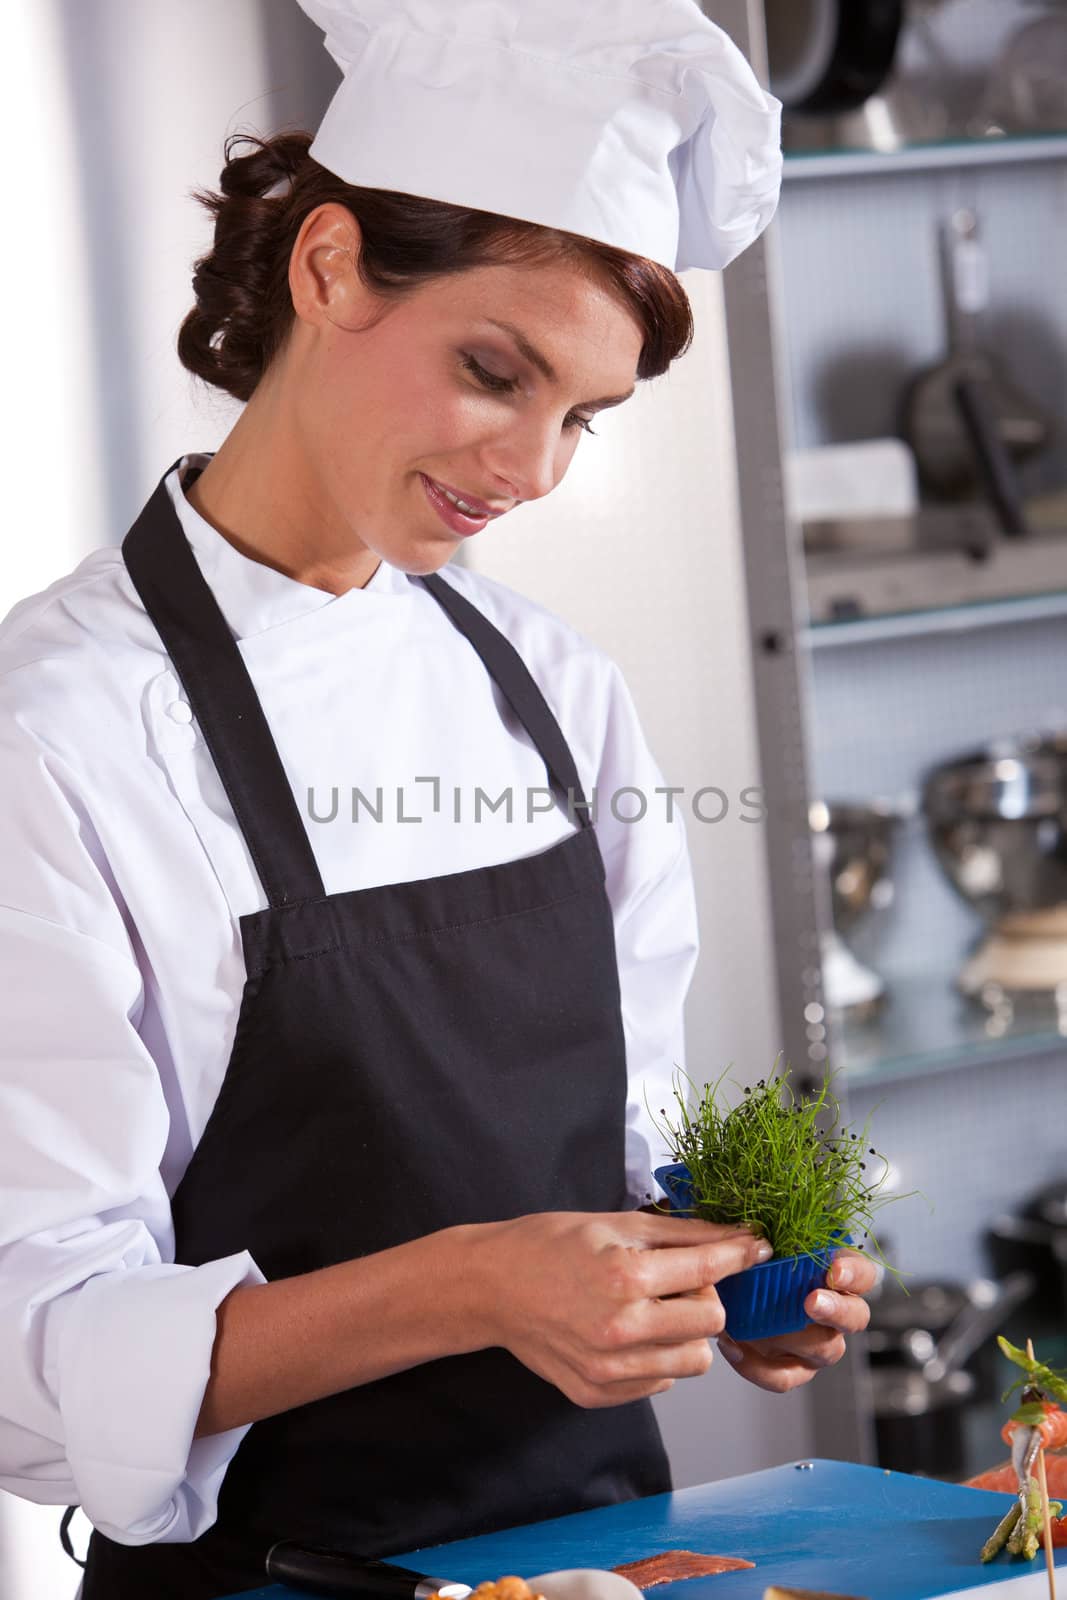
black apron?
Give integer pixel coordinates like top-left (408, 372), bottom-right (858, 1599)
top-left (81, 465), bottom-right (670, 1598)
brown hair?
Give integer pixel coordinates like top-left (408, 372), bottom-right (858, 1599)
top-left (178, 132), bottom-right (694, 404)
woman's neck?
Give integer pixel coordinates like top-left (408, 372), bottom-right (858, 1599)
top-left (184, 387), bottom-right (382, 596)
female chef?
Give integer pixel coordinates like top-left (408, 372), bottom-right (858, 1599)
top-left (0, 2), bottom-right (875, 1596)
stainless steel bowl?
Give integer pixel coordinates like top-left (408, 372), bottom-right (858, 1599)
top-left (921, 734), bottom-right (1067, 924)
top-left (809, 800), bottom-right (897, 932)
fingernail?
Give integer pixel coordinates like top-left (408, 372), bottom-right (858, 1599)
top-left (831, 1257), bottom-right (855, 1290)
top-left (718, 1335), bottom-right (743, 1364)
top-left (755, 1241), bottom-right (774, 1262)
top-left (812, 1291), bottom-right (834, 1318)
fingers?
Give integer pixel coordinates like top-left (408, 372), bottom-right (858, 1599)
top-left (718, 1314), bottom-right (850, 1390)
top-left (827, 1250), bottom-right (880, 1295)
top-left (717, 1335), bottom-right (835, 1393)
top-left (641, 1287), bottom-right (729, 1342)
top-left (638, 1232), bottom-right (772, 1299)
top-left (805, 1286), bottom-right (871, 1335)
top-left (571, 1374), bottom-right (678, 1408)
top-left (630, 1213), bottom-right (767, 1249)
top-left (580, 1337), bottom-right (716, 1388)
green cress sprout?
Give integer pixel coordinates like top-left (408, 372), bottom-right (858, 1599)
top-left (654, 1064), bottom-right (905, 1270)
top-left (999, 1338), bottom-right (1067, 1414)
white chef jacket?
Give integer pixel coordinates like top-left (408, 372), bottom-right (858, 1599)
top-left (0, 454), bottom-right (699, 1547)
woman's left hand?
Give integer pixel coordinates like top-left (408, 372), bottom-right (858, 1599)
top-left (715, 1250), bottom-right (877, 1393)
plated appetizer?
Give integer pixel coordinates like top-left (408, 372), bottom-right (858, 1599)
top-left (976, 1338), bottom-right (1067, 1573)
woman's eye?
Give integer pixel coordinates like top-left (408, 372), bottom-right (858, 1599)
top-left (565, 413), bottom-right (598, 436)
top-left (461, 354), bottom-right (516, 393)
top-left (461, 354), bottom-right (597, 436)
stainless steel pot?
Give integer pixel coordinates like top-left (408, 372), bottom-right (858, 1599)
top-left (870, 1367), bottom-right (975, 1479)
top-left (810, 800), bottom-right (897, 932)
top-left (987, 1180), bottom-right (1067, 1320)
top-left (810, 801), bottom-right (899, 1017)
top-left (765, 0), bottom-right (905, 115)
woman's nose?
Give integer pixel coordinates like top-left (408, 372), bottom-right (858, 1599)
top-left (480, 419), bottom-right (565, 507)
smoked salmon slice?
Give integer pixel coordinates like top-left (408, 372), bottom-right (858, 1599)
top-left (1000, 1401), bottom-right (1067, 1452)
top-left (967, 1453), bottom-right (1067, 1498)
top-left (613, 1552), bottom-right (756, 1588)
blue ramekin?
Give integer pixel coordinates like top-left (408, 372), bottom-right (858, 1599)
top-left (653, 1162), bottom-right (843, 1343)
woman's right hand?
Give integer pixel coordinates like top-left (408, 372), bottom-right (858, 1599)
top-left (473, 1211), bottom-right (771, 1409)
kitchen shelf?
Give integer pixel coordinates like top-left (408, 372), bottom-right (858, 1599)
top-left (782, 132), bottom-right (1067, 182)
top-left (804, 586), bottom-right (1067, 649)
top-left (834, 968), bottom-right (1067, 1089)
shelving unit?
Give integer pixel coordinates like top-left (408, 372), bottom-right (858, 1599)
top-left (783, 132), bottom-right (1067, 182)
top-left (836, 968), bottom-right (1067, 1088)
top-left (773, 78), bottom-right (1067, 1098)
top-left (729, 0), bottom-right (1067, 1485)
top-left (803, 541), bottom-right (1067, 635)
top-left (804, 587), bottom-right (1067, 649)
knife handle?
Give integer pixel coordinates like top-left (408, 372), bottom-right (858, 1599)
top-left (265, 1545), bottom-right (471, 1599)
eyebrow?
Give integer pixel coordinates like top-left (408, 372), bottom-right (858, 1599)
top-left (482, 317), bottom-right (636, 411)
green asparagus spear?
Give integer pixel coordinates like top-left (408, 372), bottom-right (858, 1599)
top-left (981, 1503), bottom-right (1022, 1563)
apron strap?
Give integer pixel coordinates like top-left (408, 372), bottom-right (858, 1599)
top-left (60, 1504), bottom-right (87, 1568)
top-left (419, 572), bottom-right (593, 828)
top-left (123, 463), bottom-right (327, 907)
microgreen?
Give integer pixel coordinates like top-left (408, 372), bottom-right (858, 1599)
top-left (653, 1063), bottom-right (908, 1272)
top-left (999, 1336), bottom-right (1067, 1409)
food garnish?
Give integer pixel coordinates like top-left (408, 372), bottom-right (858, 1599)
top-left (978, 1337), bottom-right (1067, 1574)
top-left (653, 1065), bottom-right (907, 1272)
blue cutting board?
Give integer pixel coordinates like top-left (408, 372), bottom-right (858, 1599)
top-left (231, 1459), bottom-right (1063, 1600)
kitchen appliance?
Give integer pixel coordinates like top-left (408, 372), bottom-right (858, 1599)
top-left (810, 800), bottom-right (898, 1019)
top-left (867, 1275), bottom-right (1029, 1390)
top-left (921, 733), bottom-right (1067, 1012)
top-left (866, 1271), bottom-right (1034, 1479)
top-left (902, 210), bottom-right (1051, 503)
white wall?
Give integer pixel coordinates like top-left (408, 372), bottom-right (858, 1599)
top-left (460, 269), bottom-right (816, 1484)
top-left (0, 4), bottom-right (333, 1594)
top-left (0, 0), bottom-right (335, 619)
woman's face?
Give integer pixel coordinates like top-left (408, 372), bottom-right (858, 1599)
top-left (278, 206), bottom-right (646, 582)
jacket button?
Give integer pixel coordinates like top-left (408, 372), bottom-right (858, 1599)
top-left (167, 700), bottom-right (194, 725)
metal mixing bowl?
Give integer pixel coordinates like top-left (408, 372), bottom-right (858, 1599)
top-left (921, 734), bottom-right (1067, 924)
top-left (809, 800), bottom-right (897, 932)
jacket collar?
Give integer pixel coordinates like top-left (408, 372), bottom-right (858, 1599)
top-left (166, 453), bottom-right (410, 641)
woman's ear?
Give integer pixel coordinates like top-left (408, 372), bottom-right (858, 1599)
top-left (288, 201), bottom-right (372, 331)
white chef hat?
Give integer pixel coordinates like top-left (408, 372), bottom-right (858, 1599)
top-left (293, 0), bottom-right (782, 274)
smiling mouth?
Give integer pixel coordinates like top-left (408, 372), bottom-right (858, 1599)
top-left (425, 475), bottom-right (508, 519)
top-left (420, 473), bottom-right (501, 537)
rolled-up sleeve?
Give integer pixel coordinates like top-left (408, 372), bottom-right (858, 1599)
top-left (0, 706), bottom-right (264, 1545)
top-left (591, 662), bottom-right (700, 1204)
